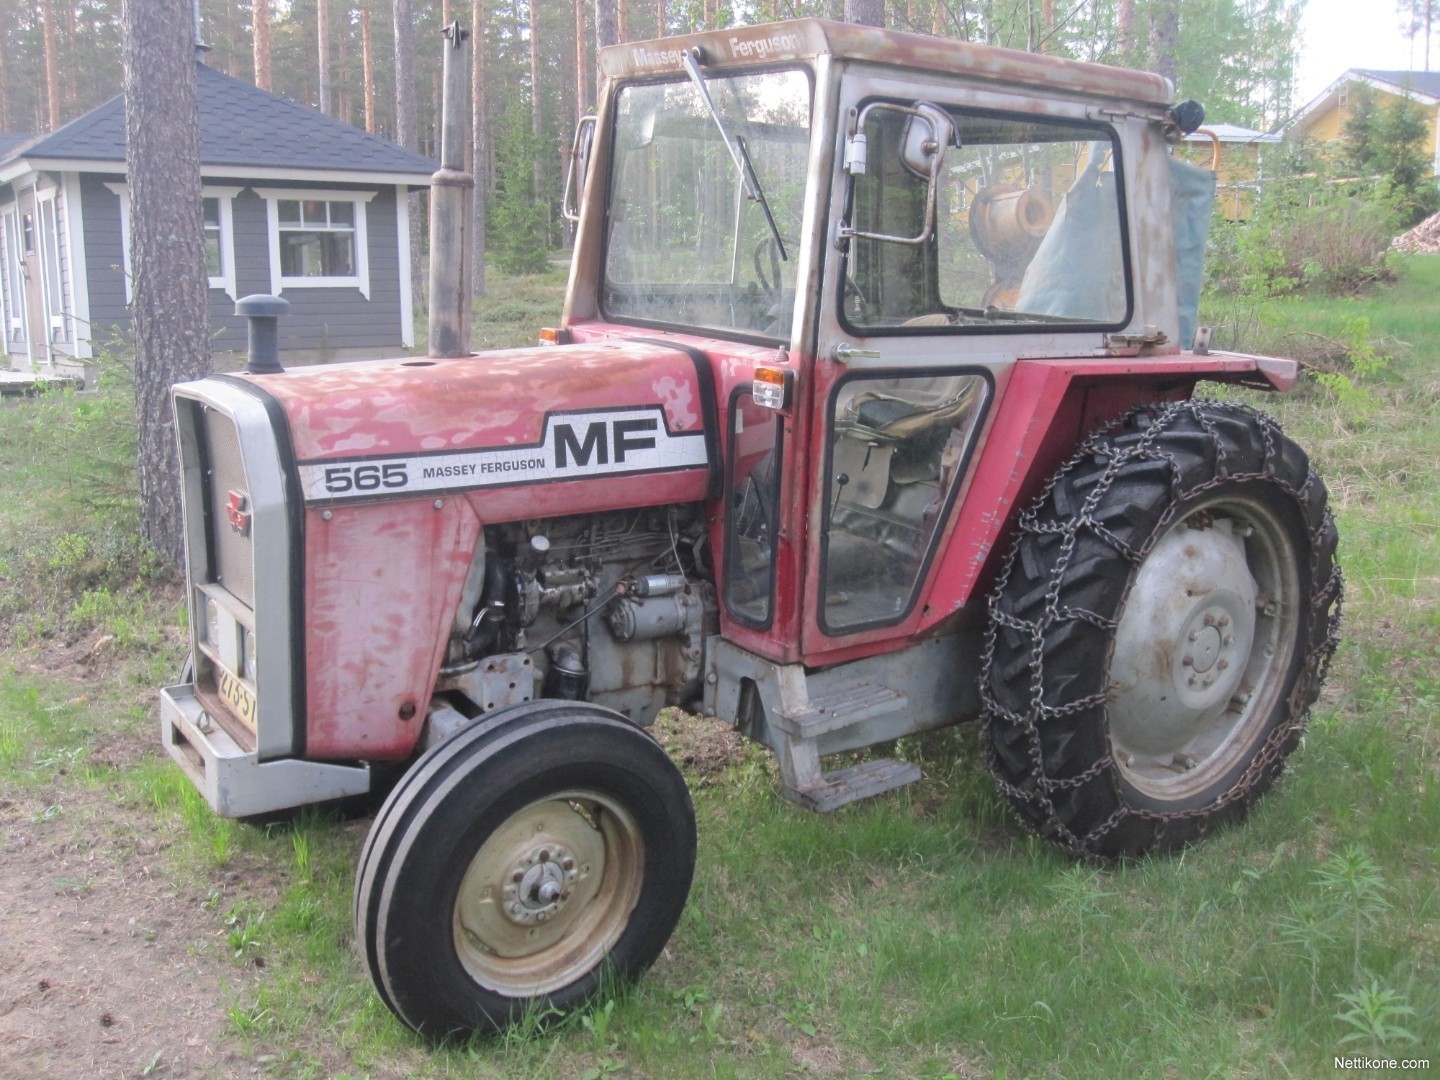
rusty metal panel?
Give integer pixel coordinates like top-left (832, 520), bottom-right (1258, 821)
top-left (302, 496), bottom-right (481, 761)
top-left (599, 18), bottom-right (1171, 108)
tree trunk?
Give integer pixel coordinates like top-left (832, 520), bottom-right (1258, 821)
top-left (63, 0), bottom-right (76, 120)
top-left (596, 0), bottom-right (617, 100)
top-left (318, 0), bottom-right (331, 113)
top-left (362, 6), bottom-right (376, 132)
top-left (41, 0), bottom-right (60, 128)
top-left (656, 0), bottom-right (665, 38)
top-left (575, 1), bottom-right (589, 117)
top-left (618, 0), bottom-right (629, 42)
top-left (530, 0), bottom-right (542, 199)
top-left (123, 0), bottom-right (212, 567)
top-left (1148, 0), bottom-right (1179, 86)
top-left (1117, 0), bottom-right (1134, 62)
top-left (845, 0), bottom-right (884, 29)
top-left (222, 0), bottom-right (239, 76)
top-left (0, 4), bottom-right (11, 131)
top-left (472, 0), bottom-right (487, 297)
top-left (253, 0), bottom-right (272, 90)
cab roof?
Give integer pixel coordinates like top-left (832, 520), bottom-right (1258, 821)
top-left (599, 18), bottom-right (1173, 109)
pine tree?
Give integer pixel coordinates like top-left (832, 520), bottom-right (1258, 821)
top-left (123, 0), bottom-right (212, 565)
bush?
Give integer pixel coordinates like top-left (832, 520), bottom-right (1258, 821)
top-left (1207, 176), bottom-right (1400, 298)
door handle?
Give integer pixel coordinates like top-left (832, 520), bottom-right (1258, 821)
top-left (832, 343), bottom-right (879, 363)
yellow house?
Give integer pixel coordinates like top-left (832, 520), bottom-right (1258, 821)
top-left (1286, 69), bottom-right (1440, 174)
top-left (1178, 123), bottom-right (1281, 220)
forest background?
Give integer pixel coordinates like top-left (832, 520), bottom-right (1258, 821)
top-left (0, 0), bottom-right (1307, 279)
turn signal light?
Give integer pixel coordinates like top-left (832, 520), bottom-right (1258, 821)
top-left (537, 327), bottom-right (570, 346)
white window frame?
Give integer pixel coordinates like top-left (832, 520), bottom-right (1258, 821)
top-left (34, 186), bottom-right (67, 346)
top-left (106, 183), bottom-right (242, 301)
top-left (258, 188), bottom-right (375, 298)
top-left (0, 204), bottom-right (24, 356)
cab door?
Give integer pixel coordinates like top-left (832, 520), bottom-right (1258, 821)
top-left (800, 77), bottom-right (1136, 662)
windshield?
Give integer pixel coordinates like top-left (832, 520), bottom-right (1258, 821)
top-left (603, 69), bottom-right (811, 339)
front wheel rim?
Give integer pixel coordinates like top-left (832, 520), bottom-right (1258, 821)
top-left (1107, 495), bottom-right (1301, 801)
top-left (452, 792), bottom-right (645, 996)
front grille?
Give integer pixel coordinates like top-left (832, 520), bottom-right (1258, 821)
top-left (201, 406), bottom-right (256, 608)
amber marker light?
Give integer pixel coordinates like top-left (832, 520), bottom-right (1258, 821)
top-left (753, 366), bottom-right (794, 410)
top-left (537, 327), bottom-right (570, 346)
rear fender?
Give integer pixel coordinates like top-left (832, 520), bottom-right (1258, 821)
top-left (914, 351), bottom-right (1292, 634)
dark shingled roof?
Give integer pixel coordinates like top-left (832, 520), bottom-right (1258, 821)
top-left (1355, 69), bottom-right (1440, 100)
top-left (0, 133), bottom-right (38, 159)
top-left (1, 63), bottom-right (435, 176)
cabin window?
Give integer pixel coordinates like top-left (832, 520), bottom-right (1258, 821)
top-left (203, 198), bottom-right (222, 276)
top-left (0, 207), bottom-right (26, 346)
top-left (106, 184), bottom-right (242, 301)
top-left (36, 193), bottom-right (66, 343)
top-left (261, 188), bottom-right (376, 297)
top-left (277, 199), bottom-right (355, 277)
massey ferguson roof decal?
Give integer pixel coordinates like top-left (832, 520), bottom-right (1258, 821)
top-left (295, 405), bottom-right (708, 504)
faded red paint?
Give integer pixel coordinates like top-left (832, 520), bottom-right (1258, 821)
top-left (302, 497), bottom-right (480, 761)
top-left (233, 342), bottom-right (711, 463)
top-left (916, 354), bottom-right (1280, 631)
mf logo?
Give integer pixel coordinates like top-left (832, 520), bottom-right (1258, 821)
top-left (552, 417), bottom-right (658, 468)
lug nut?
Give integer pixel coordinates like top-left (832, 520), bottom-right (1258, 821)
top-left (539, 849), bottom-right (550, 863)
top-left (512, 870), bottom-right (524, 883)
top-left (1223, 636), bottom-right (1235, 647)
top-left (562, 858), bottom-right (575, 871)
top-left (1217, 659), bottom-right (1229, 671)
top-left (1182, 655), bottom-right (1194, 667)
top-left (1188, 632), bottom-right (1199, 643)
top-left (1204, 613), bottom-right (1216, 627)
top-left (1218, 615), bottom-right (1230, 628)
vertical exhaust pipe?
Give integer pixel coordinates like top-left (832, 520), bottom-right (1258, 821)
top-left (428, 21), bottom-right (474, 359)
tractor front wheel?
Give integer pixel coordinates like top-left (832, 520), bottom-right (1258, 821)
top-left (982, 401), bottom-right (1342, 859)
top-left (355, 701), bottom-right (696, 1037)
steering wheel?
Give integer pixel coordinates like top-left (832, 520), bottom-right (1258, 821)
top-left (752, 234), bottom-right (789, 296)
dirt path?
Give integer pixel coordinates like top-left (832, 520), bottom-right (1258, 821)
top-left (0, 781), bottom-right (258, 1079)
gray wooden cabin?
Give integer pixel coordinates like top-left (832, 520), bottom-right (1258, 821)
top-left (0, 63), bottom-right (435, 381)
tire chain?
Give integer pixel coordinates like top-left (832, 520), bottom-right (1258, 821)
top-left (980, 398), bottom-right (1344, 860)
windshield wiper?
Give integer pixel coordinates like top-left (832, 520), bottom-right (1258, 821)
top-left (681, 47), bottom-right (787, 262)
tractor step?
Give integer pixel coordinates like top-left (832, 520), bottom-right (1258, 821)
top-left (780, 681), bottom-right (909, 739)
top-left (782, 757), bottom-right (922, 813)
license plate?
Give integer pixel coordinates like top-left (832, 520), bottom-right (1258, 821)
top-left (217, 668), bottom-right (257, 727)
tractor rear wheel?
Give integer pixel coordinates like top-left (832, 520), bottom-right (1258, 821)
top-left (355, 701), bottom-right (696, 1037)
top-left (982, 400), bottom-right (1342, 859)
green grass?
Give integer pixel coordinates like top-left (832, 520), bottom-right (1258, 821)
top-left (0, 259), bottom-right (1436, 1077)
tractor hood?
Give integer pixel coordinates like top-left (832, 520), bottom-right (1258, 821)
top-left (219, 340), bottom-right (718, 514)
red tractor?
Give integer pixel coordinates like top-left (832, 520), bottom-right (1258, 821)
top-left (161, 19), bottom-right (1341, 1037)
